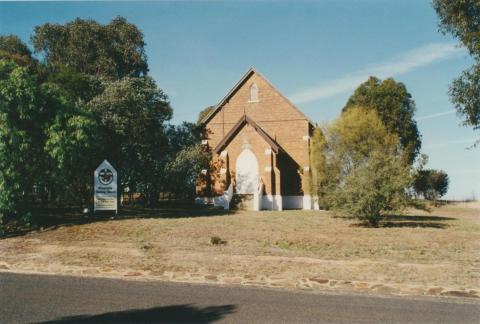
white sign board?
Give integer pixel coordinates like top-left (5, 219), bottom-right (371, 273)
top-left (94, 160), bottom-right (118, 213)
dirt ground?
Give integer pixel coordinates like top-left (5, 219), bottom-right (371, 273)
top-left (1, 202), bottom-right (479, 298)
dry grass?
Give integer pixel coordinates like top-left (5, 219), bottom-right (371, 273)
top-left (1, 202), bottom-right (479, 296)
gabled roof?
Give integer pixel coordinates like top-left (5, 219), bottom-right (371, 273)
top-left (213, 115), bottom-right (282, 154)
top-left (200, 67), bottom-right (314, 126)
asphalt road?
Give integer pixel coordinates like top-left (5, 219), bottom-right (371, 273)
top-left (1, 272), bottom-right (479, 323)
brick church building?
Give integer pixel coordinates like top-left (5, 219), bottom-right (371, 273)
top-left (197, 68), bottom-right (317, 210)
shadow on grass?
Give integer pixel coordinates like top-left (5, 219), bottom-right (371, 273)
top-left (381, 214), bottom-right (453, 229)
top-left (347, 214), bottom-right (454, 229)
top-left (119, 203), bottom-right (231, 219)
top-left (2, 202), bottom-right (231, 239)
top-left (41, 304), bottom-right (237, 323)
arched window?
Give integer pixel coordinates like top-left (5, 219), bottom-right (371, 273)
top-left (249, 83), bottom-right (259, 102)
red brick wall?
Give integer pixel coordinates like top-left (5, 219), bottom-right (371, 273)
top-left (205, 71), bottom-right (312, 196)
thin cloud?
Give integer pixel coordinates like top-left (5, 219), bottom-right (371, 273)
top-left (417, 109), bottom-right (456, 121)
top-left (290, 42), bottom-right (465, 104)
top-left (423, 138), bottom-right (477, 149)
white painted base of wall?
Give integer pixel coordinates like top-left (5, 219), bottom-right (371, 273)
top-left (261, 195), bottom-right (283, 211)
top-left (195, 195), bottom-right (320, 211)
top-left (302, 195), bottom-right (312, 210)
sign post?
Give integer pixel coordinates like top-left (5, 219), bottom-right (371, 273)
top-left (94, 160), bottom-right (118, 214)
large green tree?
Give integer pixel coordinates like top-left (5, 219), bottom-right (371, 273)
top-left (312, 107), bottom-right (413, 226)
top-left (0, 62), bottom-right (45, 231)
top-left (0, 61), bottom-right (98, 232)
top-left (343, 77), bottom-right (421, 164)
top-left (47, 67), bottom-right (102, 103)
top-left (44, 103), bottom-right (100, 206)
top-left (32, 17), bottom-right (173, 206)
top-left (32, 17), bottom-right (148, 79)
top-left (86, 76), bottom-right (172, 205)
top-left (433, 0), bottom-right (480, 140)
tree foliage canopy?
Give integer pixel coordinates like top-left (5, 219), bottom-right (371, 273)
top-left (162, 122), bottom-right (210, 199)
top-left (0, 35), bottom-right (37, 68)
top-left (414, 169), bottom-right (449, 206)
top-left (32, 17), bottom-right (148, 78)
top-left (433, 0), bottom-right (480, 60)
top-left (197, 105), bottom-right (215, 124)
top-left (433, 0), bottom-right (480, 137)
top-left (0, 61), bottom-right (98, 232)
top-left (47, 67), bottom-right (102, 103)
top-left (0, 35), bottom-right (31, 57)
top-left (86, 76), bottom-right (172, 204)
top-left (0, 17), bottom-right (180, 233)
top-left (311, 107), bottom-right (413, 226)
top-left (0, 62), bottom-right (43, 228)
top-left (343, 76), bottom-right (421, 164)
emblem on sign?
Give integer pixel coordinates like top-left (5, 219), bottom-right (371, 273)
top-left (98, 168), bottom-right (114, 185)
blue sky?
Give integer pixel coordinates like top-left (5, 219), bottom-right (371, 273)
top-left (1, 1), bottom-right (479, 200)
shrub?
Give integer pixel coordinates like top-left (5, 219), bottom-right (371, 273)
top-left (210, 236), bottom-right (226, 245)
top-left (330, 151), bottom-right (412, 227)
top-left (312, 107), bottom-right (414, 227)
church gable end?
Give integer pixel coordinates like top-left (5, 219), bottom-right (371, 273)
top-left (205, 68), bottom-right (311, 128)
top-left (204, 68), bottom-right (312, 169)
top-left (199, 68), bottom-right (315, 211)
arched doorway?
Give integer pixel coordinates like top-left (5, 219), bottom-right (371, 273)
top-left (235, 149), bottom-right (259, 194)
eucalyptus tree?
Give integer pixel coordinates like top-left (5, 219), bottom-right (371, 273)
top-left (343, 77), bottom-right (421, 164)
top-left (433, 0), bottom-right (480, 143)
top-left (32, 17), bottom-right (148, 79)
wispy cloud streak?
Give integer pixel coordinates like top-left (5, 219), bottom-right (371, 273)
top-left (290, 43), bottom-right (465, 104)
top-left (423, 138), bottom-right (477, 149)
top-left (417, 109), bottom-right (456, 121)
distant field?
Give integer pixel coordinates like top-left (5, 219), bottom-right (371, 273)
top-left (1, 202), bottom-right (479, 298)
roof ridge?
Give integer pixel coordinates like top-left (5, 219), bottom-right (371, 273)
top-left (213, 114), bottom-right (282, 154)
top-left (200, 68), bottom-right (255, 124)
top-left (200, 68), bottom-right (314, 126)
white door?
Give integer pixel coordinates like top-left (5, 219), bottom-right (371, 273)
top-left (236, 149), bottom-right (259, 194)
